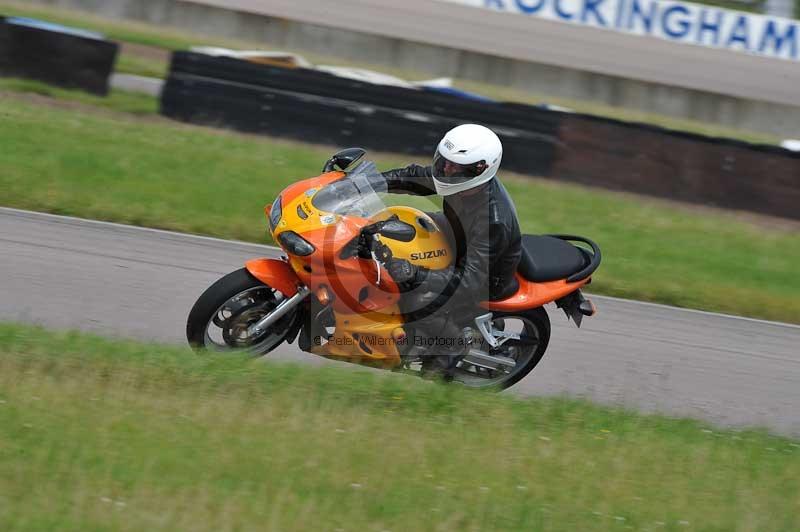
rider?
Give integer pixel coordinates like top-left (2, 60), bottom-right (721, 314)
top-left (381, 124), bottom-right (522, 374)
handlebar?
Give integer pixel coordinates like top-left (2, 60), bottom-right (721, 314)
top-left (338, 221), bottom-right (393, 262)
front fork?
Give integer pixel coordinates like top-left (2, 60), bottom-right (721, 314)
top-left (247, 285), bottom-right (310, 337)
top-left (243, 257), bottom-right (310, 337)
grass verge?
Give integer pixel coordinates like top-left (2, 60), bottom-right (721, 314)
top-left (0, 0), bottom-right (781, 145)
top-left (0, 78), bottom-right (158, 114)
top-left (1, 96), bottom-right (798, 323)
top-left (0, 322), bottom-right (798, 531)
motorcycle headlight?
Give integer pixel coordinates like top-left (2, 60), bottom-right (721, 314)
top-left (269, 195), bottom-right (282, 232)
top-left (278, 231), bottom-right (315, 256)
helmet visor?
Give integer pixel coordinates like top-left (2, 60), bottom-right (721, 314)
top-left (432, 150), bottom-right (486, 184)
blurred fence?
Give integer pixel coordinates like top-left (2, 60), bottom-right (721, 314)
top-left (22, 0), bottom-right (800, 138)
top-left (161, 52), bottom-right (560, 176)
top-left (161, 52), bottom-right (800, 220)
top-left (554, 114), bottom-right (800, 218)
top-left (0, 16), bottom-right (118, 95)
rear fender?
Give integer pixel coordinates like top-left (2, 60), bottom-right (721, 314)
top-left (481, 273), bottom-right (590, 312)
top-left (245, 258), bottom-right (302, 296)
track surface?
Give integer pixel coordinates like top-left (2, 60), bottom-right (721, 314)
top-left (2, 207), bottom-right (799, 436)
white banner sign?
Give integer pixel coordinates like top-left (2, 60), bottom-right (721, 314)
top-left (440, 0), bottom-right (799, 61)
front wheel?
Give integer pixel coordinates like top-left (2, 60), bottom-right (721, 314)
top-left (453, 307), bottom-right (551, 390)
top-left (186, 268), bottom-right (300, 356)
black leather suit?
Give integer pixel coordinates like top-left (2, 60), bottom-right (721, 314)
top-left (381, 164), bottom-right (522, 323)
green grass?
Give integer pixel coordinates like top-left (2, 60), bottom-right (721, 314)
top-left (693, 0), bottom-right (765, 13)
top-left (0, 322), bottom-right (798, 531)
top-left (0, 0), bottom-right (781, 145)
top-left (0, 78), bottom-right (158, 114)
top-left (114, 53), bottom-right (169, 79)
top-left (1, 96), bottom-right (798, 323)
top-left (0, 1), bottom-right (207, 51)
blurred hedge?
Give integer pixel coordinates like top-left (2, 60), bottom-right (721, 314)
top-left (694, 0), bottom-right (767, 13)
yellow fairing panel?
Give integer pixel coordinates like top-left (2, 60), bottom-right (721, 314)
top-left (311, 307), bottom-right (405, 369)
top-left (272, 190), bottom-right (326, 240)
top-left (379, 206), bottom-right (453, 270)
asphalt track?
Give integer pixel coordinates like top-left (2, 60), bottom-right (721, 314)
top-left (2, 207), bottom-right (799, 436)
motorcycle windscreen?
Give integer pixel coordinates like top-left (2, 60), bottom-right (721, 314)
top-left (311, 160), bottom-right (388, 219)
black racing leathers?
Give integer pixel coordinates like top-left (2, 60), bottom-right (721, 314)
top-left (381, 164), bottom-right (522, 307)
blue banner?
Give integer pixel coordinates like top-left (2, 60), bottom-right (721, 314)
top-left (440, 0), bottom-right (799, 60)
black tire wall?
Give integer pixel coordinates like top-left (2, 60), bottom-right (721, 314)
top-left (0, 17), bottom-right (118, 95)
top-left (160, 51), bottom-right (800, 219)
top-left (160, 52), bottom-right (560, 176)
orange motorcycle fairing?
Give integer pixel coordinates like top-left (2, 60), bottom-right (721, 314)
top-left (245, 258), bottom-right (302, 296)
top-left (277, 223), bottom-right (404, 315)
top-left (280, 171), bottom-right (345, 205)
top-left (310, 307), bottom-right (406, 369)
top-left (481, 273), bottom-right (590, 312)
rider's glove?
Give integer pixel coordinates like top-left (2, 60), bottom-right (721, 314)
top-left (388, 258), bottom-right (420, 288)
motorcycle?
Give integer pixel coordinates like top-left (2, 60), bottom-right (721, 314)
top-left (186, 148), bottom-right (601, 389)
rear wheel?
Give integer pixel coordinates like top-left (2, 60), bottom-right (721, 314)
top-left (453, 307), bottom-right (550, 390)
top-left (186, 268), bottom-right (300, 356)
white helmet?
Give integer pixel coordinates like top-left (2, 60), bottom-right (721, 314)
top-left (432, 124), bottom-right (503, 196)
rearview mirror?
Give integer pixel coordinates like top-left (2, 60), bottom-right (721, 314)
top-left (322, 147), bottom-right (367, 173)
top-left (379, 220), bottom-right (416, 242)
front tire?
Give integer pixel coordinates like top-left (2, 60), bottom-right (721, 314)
top-left (186, 268), bottom-right (300, 356)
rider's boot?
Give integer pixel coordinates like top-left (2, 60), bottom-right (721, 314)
top-left (419, 317), bottom-right (473, 381)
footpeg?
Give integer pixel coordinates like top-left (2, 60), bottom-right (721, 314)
top-left (474, 314), bottom-right (521, 348)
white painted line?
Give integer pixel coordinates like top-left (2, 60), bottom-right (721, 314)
top-left (0, 206), bottom-right (275, 252)
top-left (3, 206), bottom-right (798, 330)
top-left (587, 294), bottom-right (800, 330)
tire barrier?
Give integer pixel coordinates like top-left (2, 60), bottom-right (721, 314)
top-left (552, 114), bottom-right (800, 221)
top-left (161, 51), bottom-right (800, 220)
top-left (0, 16), bottom-right (118, 96)
top-left (161, 52), bottom-right (560, 176)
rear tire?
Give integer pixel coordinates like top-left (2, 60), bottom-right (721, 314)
top-left (186, 268), bottom-right (299, 356)
top-left (454, 306), bottom-right (551, 390)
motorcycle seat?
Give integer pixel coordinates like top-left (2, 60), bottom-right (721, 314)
top-left (517, 235), bottom-right (590, 283)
